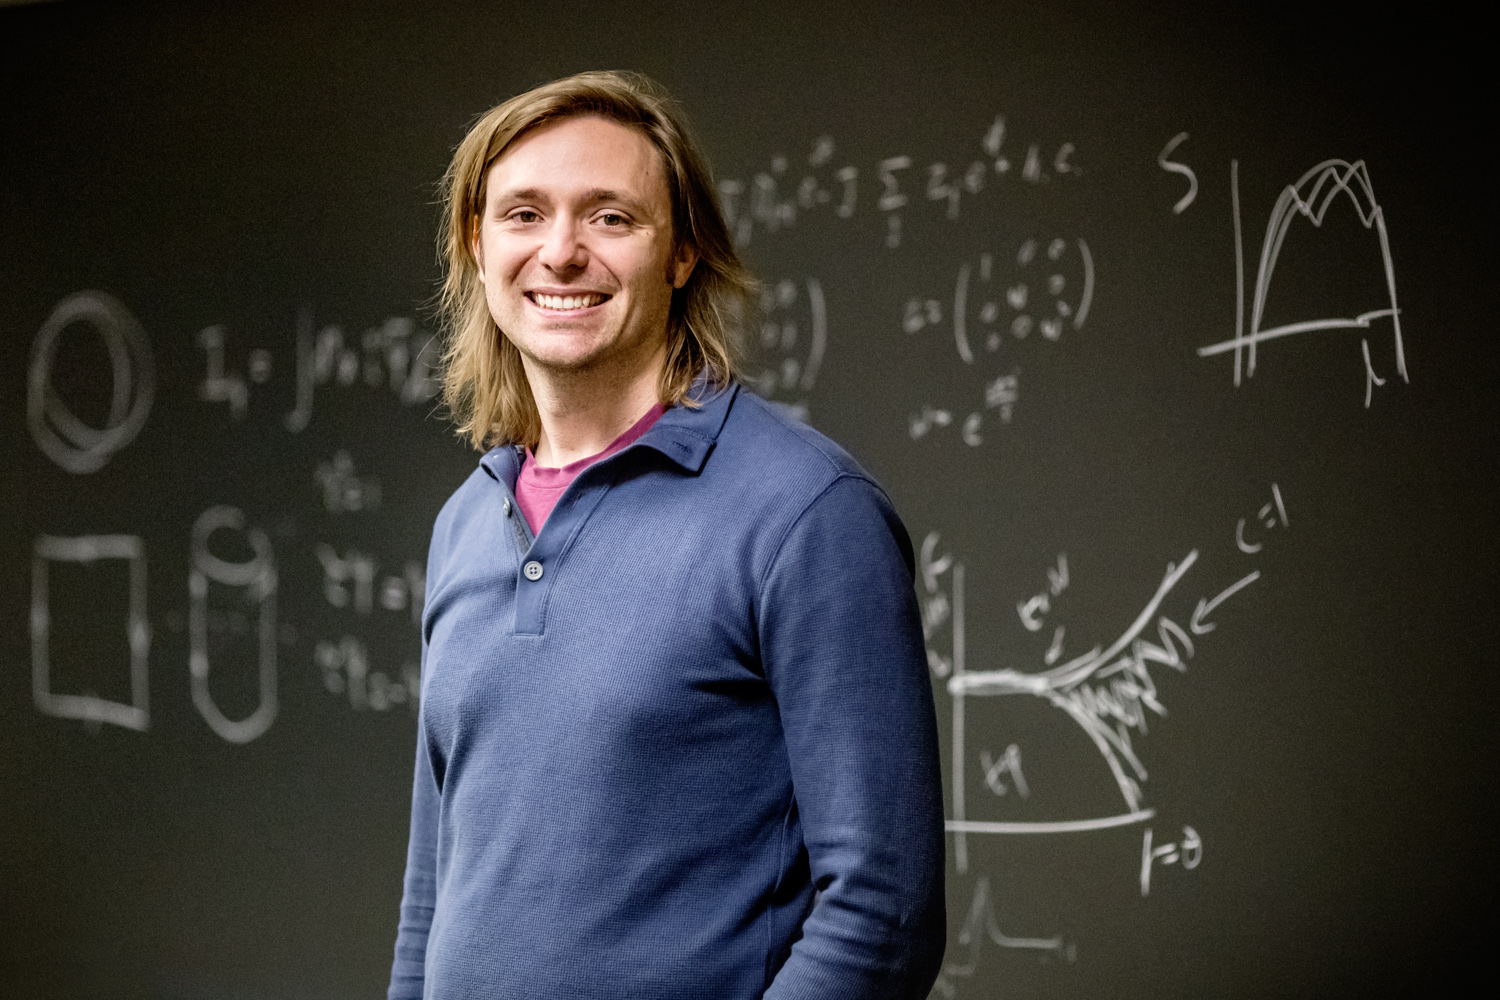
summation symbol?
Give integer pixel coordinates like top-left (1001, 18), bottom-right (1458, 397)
top-left (27, 290), bottom-right (156, 474)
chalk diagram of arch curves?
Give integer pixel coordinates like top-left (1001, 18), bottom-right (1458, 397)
top-left (1197, 158), bottom-right (1406, 394)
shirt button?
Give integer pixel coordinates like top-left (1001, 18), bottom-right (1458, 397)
top-left (522, 560), bottom-right (544, 581)
top-left (503, 498), bottom-right (512, 515)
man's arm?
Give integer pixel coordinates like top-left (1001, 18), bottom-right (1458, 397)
top-left (758, 474), bottom-right (947, 1000)
top-left (388, 699), bottom-right (439, 999)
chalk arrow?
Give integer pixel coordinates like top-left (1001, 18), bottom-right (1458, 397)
top-left (1190, 570), bottom-right (1260, 635)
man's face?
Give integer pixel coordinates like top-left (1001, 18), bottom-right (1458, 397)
top-left (473, 115), bottom-right (696, 378)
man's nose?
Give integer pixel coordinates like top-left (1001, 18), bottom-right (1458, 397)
top-left (536, 217), bottom-right (588, 272)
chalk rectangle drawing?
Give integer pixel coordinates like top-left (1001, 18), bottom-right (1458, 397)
top-left (31, 534), bottom-right (150, 731)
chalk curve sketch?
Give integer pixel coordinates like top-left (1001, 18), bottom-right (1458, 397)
top-left (939, 546), bottom-right (1223, 872)
top-left (1198, 160), bottom-right (1405, 394)
top-left (189, 506), bottom-right (278, 744)
top-left (949, 551), bottom-right (1199, 831)
top-left (27, 290), bottom-right (156, 474)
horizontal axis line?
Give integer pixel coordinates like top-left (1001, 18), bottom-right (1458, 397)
top-left (945, 809), bottom-right (1156, 835)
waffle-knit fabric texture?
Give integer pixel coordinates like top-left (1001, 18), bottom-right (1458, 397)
top-left (388, 383), bottom-right (946, 1000)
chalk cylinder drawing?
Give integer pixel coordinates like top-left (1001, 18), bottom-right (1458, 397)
top-left (189, 506), bottom-right (278, 744)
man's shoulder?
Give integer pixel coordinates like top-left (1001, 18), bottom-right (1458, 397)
top-left (722, 388), bottom-right (875, 489)
top-left (719, 388), bottom-right (916, 583)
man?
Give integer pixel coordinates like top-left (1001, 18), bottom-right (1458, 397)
top-left (390, 70), bottom-right (946, 1000)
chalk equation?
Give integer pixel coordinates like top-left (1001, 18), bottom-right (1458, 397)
top-left (719, 116), bottom-right (1081, 250)
top-left (201, 308), bottom-right (441, 432)
top-left (902, 238), bottom-right (1094, 356)
top-left (903, 237), bottom-right (1092, 446)
top-left (317, 451), bottom-right (382, 514)
top-left (1141, 824), bottom-right (1202, 897)
top-left (741, 276), bottom-right (827, 421)
top-left (313, 529), bottom-right (425, 716)
top-left (315, 636), bottom-right (421, 714)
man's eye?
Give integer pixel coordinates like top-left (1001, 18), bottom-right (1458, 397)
top-left (511, 210), bottom-right (540, 223)
top-left (599, 213), bottom-right (625, 227)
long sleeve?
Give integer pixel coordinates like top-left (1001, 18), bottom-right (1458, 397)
top-left (388, 637), bottom-right (440, 998)
top-left (758, 474), bottom-right (947, 1000)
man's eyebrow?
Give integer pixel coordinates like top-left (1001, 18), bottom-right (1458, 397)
top-left (579, 188), bottom-right (645, 209)
top-left (492, 187), bottom-right (549, 205)
top-left (490, 187), bottom-right (649, 212)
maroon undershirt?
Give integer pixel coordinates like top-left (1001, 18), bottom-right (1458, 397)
top-left (515, 403), bottom-right (668, 535)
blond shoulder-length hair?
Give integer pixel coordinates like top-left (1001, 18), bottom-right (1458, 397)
top-left (438, 70), bottom-right (755, 451)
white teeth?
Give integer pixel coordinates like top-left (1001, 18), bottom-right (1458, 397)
top-left (533, 293), bottom-right (604, 310)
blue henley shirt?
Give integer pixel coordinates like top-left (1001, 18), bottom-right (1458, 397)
top-left (389, 383), bottom-right (946, 999)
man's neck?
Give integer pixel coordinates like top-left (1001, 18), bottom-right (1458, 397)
top-left (524, 349), bottom-right (666, 468)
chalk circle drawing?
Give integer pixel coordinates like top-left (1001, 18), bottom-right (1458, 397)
top-left (27, 290), bottom-right (156, 474)
top-left (742, 277), bottom-right (827, 421)
top-left (30, 534), bottom-right (151, 731)
top-left (1198, 159), bottom-right (1405, 403)
top-left (190, 506), bottom-right (278, 744)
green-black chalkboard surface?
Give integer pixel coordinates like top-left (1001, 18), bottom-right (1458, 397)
top-left (2, 1), bottom-right (1494, 997)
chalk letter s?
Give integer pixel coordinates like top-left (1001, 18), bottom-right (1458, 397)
top-left (1158, 133), bottom-right (1197, 214)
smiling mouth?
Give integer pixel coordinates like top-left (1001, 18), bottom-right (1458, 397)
top-left (527, 292), bottom-right (610, 311)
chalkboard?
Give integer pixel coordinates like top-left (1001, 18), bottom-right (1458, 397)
top-left (2, 1), bottom-right (1494, 997)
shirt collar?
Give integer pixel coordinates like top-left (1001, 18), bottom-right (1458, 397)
top-left (478, 379), bottom-right (738, 484)
top-left (634, 378), bottom-right (736, 473)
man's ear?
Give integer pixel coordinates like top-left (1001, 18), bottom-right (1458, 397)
top-left (471, 216), bottom-right (486, 282)
top-left (670, 242), bottom-right (699, 289)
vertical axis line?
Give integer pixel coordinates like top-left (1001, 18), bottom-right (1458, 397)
top-left (31, 550), bottom-right (49, 711)
top-left (129, 542), bottom-right (150, 725)
top-left (953, 563), bottom-right (968, 873)
top-left (1231, 159), bottom-right (1245, 387)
